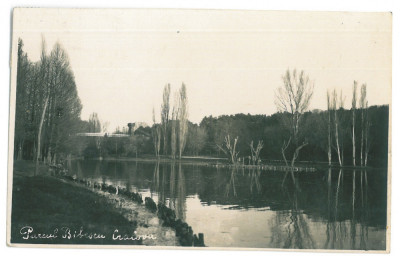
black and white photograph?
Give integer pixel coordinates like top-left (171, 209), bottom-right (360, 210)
top-left (7, 8), bottom-right (391, 252)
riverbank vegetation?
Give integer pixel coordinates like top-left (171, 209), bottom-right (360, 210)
top-left (77, 98), bottom-right (388, 168)
top-left (11, 162), bottom-right (141, 245)
top-left (12, 161), bottom-right (205, 246)
top-left (14, 38), bottom-right (85, 165)
top-left (13, 37), bottom-right (389, 169)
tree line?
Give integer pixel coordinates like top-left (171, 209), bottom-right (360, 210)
top-left (80, 71), bottom-right (388, 168)
top-left (140, 69), bottom-right (388, 168)
top-left (14, 38), bottom-right (388, 168)
top-left (197, 106), bottom-right (387, 167)
top-left (14, 38), bottom-right (84, 167)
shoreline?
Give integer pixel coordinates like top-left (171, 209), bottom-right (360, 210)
top-left (58, 173), bottom-right (205, 247)
top-left (70, 156), bottom-right (383, 172)
top-left (10, 174), bottom-right (144, 245)
top-left (10, 161), bottom-right (204, 247)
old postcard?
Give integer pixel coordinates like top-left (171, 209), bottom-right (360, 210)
top-left (7, 8), bottom-right (391, 252)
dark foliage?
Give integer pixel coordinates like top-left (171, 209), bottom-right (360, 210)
top-left (197, 106), bottom-right (388, 167)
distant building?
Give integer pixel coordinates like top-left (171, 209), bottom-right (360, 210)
top-left (127, 122), bottom-right (149, 135)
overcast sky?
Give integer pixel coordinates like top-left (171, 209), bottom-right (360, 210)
top-left (12, 9), bottom-right (391, 131)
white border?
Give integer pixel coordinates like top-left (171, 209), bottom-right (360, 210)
top-left (1, 1), bottom-right (398, 256)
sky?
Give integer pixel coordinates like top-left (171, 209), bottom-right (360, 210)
top-left (12, 8), bottom-right (392, 131)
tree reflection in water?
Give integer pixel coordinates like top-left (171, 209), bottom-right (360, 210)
top-left (249, 169), bottom-right (262, 194)
top-left (270, 172), bottom-right (315, 249)
top-left (224, 167), bottom-right (263, 198)
top-left (225, 167), bottom-right (237, 197)
top-left (175, 163), bottom-right (187, 221)
top-left (169, 162), bottom-right (176, 210)
top-left (270, 168), bottom-right (373, 250)
top-left (67, 160), bottom-right (386, 249)
top-left (160, 164), bottom-right (167, 204)
top-left (151, 161), bottom-right (160, 199)
top-left (325, 168), bottom-right (349, 249)
top-left (325, 169), bottom-right (370, 250)
top-left (153, 162), bottom-right (187, 221)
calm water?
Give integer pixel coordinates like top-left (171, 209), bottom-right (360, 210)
top-left (67, 160), bottom-right (387, 250)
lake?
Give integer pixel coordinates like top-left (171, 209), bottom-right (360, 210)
top-left (67, 159), bottom-right (387, 250)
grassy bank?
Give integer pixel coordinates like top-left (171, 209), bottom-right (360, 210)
top-left (10, 162), bottom-right (141, 245)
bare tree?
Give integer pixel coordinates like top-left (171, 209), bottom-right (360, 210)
top-left (250, 140), bottom-right (264, 165)
top-left (291, 141), bottom-right (308, 167)
top-left (178, 83), bottom-right (188, 159)
top-left (36, 37), bottom-right (50, 174)
top-left (217, 135), bottom-right (239, 164)
top-left (274, 69), bottom-right (314, 166)
top-left (364, 102), bottom-right (371, 166)
top-left (359, 84), bottom-right (367, 166)
top-left (331, 89), bottom-right (345, 166)
top-left (327, 92), bottom-right (332, 165)
top-left (339, 90), bottom-right (346, 164)
top-left (275, 69), bottom-right (314, 146)
top-left (152, 107), bottom-right (161, 158)
top-left (161, 83), bottom-right (171, 156)
top-left (352, 81), bottom-right (358, 166)
top-left (36, 94), bottom-right (49, 166)
top-left (170, 92), bottom-right (178, 159)
top-left (281, 137), bottom-right (291, 166)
